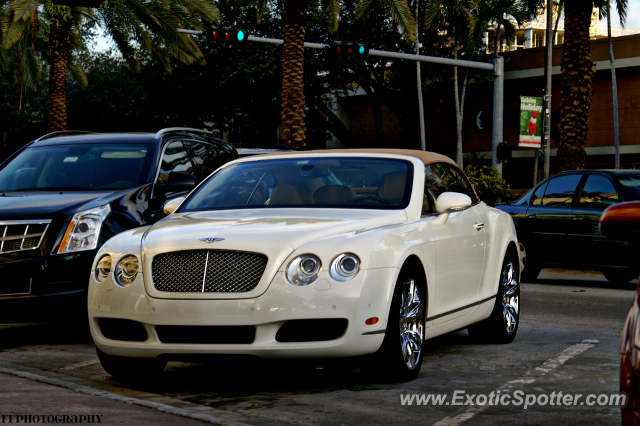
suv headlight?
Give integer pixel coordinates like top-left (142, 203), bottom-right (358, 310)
top-left (286, 254), bottom-right (322, 286)
top-left (330, 253), bottom-right (360, 282)
top-left (58, 204), bottom-right (111, 254)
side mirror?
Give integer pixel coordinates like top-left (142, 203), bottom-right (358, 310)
top-left (435, 192), bottom-right (472, 224)
top-left (163, 196), bottom-right (186, 215)
top-left (600, 201), bottom-right (640, 242)
top-left (157, 171), bottom-right (196, 195)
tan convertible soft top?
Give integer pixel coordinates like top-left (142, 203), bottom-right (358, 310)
top-left (258, 148), bottom-right (458, 167)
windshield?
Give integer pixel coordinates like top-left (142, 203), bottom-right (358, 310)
top-left (615, 174), bottom-right (640, 201)
top-left (0, 144), bottom-right (152, 191)
top-left (181, 157), bottom-right (413, 212)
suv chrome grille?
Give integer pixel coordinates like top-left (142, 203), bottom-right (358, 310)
top-left (0, 221), bottom-right (50, 254)
top-left (152, 250), bottom-right (268, 293)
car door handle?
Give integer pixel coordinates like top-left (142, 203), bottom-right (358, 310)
top-left (572, 217), bottom-right (584, 221)
top-left (474, 222), bottom-right (485, 231)
top-left (527, 214), bottom-right (536, 219)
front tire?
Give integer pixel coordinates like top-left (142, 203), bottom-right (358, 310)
top-left (362, 272), bottom-right (425, 382)
top-left (468, 251), bottom-right (520, 343)
top-left (97, 348), bottom-right (166, 380)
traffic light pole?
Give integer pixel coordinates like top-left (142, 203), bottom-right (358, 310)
top-left (179, 29), bottom-right (504, 173)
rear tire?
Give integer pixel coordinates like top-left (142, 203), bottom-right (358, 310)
top-left (602, 269), bottom-right (636, 285)
top-left (519, 241), bottom-right (540, 282)
top-left (361, 270), bottom-right (425, 382)
top-left (96, 348), bottom-right (166, 380)
top-left (468, 251), bottom-right (520, 344)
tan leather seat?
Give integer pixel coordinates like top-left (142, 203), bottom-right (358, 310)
top-left (314, 185), bottom-right (357, 204)
top-left (376, 172), bottom-right (407, 205)
top-left (270, 184), bottom-right (307, 205)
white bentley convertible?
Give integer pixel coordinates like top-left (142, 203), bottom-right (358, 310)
top-left (88, 149), bottom-right (521, 381)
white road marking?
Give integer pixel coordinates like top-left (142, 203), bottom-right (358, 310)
top-left (0, 362), bottom-right (253, 426)
top-left (433, 339), bottom-right (599, 426)
top-left (60, 360), bottom-right (99, 371)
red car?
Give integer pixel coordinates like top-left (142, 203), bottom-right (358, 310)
top-left (601, 201), bottom-right (640, 424)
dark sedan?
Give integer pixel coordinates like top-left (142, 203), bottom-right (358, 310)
top-left (497, 170), bottom-right (640, 283)
top-left (0, 128), bottom-right (238, 322)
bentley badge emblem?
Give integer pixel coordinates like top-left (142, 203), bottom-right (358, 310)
top-left (199, 237), bottom-right (225, 243)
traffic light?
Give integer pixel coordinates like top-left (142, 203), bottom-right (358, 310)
top-left (497, 142), bottom-right (512, 163)
top-left (208, 27), bottom-right (248, 44)
top-left (329, 41), bottom-right (369, 56)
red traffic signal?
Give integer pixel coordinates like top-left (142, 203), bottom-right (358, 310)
top-left (330, 41), bottom-right (369, 56)
top-left (209, 27), bottom-right (248, 43)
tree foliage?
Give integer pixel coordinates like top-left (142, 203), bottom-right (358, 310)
top-left (465, 164), bottom-right (514, 205)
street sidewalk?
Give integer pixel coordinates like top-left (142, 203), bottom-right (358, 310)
top-left (0, 372), bottom-right (212, 425)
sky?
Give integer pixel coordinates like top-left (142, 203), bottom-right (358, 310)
top-left (91, 0), bottom-right (640, 52)
top-left (609, 0), bottom-right (640, 31)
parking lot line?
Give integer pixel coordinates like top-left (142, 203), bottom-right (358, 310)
top-left (432, 339), bottom-right (600, 426)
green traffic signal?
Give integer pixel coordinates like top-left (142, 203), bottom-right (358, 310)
top-left (330, 41), bottom-right (369, 56)
top-left (209, 27), bottom-right (248, 43)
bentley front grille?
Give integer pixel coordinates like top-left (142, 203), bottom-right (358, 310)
top-left (0, 220), bottom-right (50, 254)
top-left (152, 250), bottom-right (268, 293)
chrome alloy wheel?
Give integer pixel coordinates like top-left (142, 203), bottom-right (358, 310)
top-left (398, 277), bottom-right (424, 370)
top-left (501, 260), bottom-right (519, 334)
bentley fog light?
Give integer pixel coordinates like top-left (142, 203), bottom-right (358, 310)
top-left (58, 204), bottom-right (111, 254)
top-left (330, 253), bottom-right (360, 282)
top-left (115, 255), bottom-right (139, 287)
top-left (286, 255), bottom-right (322, 286)
top-left (95, 255), bottom-right (112, 282)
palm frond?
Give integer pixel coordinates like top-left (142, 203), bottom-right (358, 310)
top-left (322, 0), bottom-right (340, 32)
top-left (67, 54), bottom-right (88, 86)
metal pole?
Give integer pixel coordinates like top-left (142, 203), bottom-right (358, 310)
top-left (178, 29), bottom-right (496, 71)
top-left (415, 0), bottom-right (426, 151)
top-left (492, 56), bottom-right (504, 175)
top-left (543, 0), bottom-right (553, 179)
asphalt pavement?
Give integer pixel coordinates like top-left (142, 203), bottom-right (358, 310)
top-left (0, 268), bottom-right (635, 426)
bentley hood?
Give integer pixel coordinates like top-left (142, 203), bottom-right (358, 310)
top-left (143, 208), bottom-right (407, 255)
top-left (140, 208), bottom-right (407, 300)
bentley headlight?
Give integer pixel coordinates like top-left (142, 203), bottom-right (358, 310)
top-left (115, 255), bottom-right (139, 287)
top-left (330, 253), bottom-right (360, 282)
top-left (95, 255), bottom-right (112, 282)
top-left (58, 204), bottom-right (111, 254)
top-left (286, 255), bottom-right (322, 286)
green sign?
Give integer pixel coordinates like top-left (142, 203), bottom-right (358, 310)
top-left (518, 96), bottom-right (543, 148)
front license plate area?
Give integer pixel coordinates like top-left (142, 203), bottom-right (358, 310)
top-left (0, 272), bottom-right (32, 296)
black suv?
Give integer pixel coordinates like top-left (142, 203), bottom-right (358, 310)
top-left (497, 170), bottom-right (640, 284)
top-left (0, 128), bottom-right (238, 321)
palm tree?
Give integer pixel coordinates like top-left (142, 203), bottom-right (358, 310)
top-left (555, 0), bottom-right (595, 171)
top-left (241, 0), bottom-right (415, 149)
top-left (2, 0), bottom-right (220, 131)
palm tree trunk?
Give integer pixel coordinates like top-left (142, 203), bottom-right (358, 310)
top-left (415, 0), bottom-right (425, 151)
top-left (280, 0), bottom-right (307, 150)
top-left (47, 11), bottom-right (72, 132)
top-left (607, 0), bottom-right (620, 169)
top-left (556, 0), bottom-right (595, 172)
